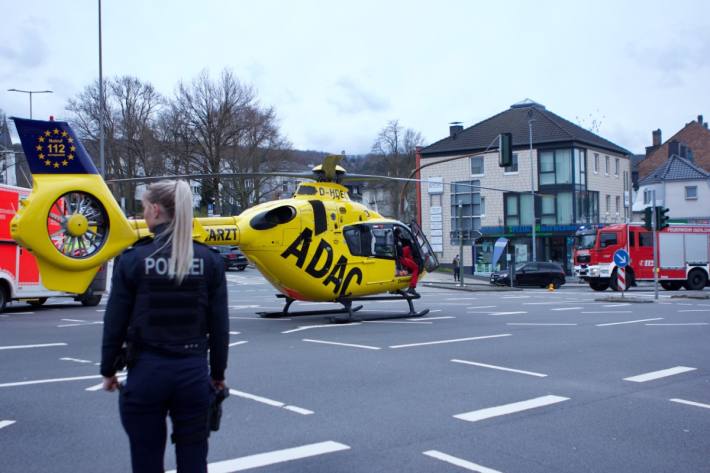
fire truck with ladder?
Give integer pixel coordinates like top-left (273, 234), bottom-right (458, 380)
top-left (574, 222), bottom-right (710, 291)
top-left (0, 183), bottom-right (105, 312)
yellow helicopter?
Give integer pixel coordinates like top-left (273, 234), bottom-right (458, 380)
top-left (10, 117), bottom-right (439, 322)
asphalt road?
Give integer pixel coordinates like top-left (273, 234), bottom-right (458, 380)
top-left (1, 269), bottom-right (709, 473)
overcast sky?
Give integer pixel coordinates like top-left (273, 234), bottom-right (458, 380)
top-left (2, 0), bottom-right (709, 155)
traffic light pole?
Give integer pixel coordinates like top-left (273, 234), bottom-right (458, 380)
top-left (652, 190), bottom-right (659, 300)
top-left (458, 204), bottom-right (464, 288)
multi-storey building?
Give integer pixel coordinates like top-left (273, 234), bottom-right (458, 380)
top-left (417, 100), bottom-right (630, 274)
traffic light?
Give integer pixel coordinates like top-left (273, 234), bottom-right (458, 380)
top-left (498, 132), bottom-right (513, 167)
top-left (655, 206), bottom-right (670, 230)
top-left (643, 207), bottom-right (653, 230)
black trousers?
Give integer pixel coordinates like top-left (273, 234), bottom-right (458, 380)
top-left (119, 351), bottom-right (212, 473)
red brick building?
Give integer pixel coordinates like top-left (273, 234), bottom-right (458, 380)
top-left (638, 115), bottom-right (710, 180)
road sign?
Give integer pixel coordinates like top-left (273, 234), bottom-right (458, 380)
top-left (613, 249), bottom-right (630, 268)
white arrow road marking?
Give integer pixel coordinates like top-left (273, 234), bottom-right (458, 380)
top-left (624, 366), bottom-right (696, 383)
top-left (454, 395), bottom-right (569, 423)
top-left (423, 450), bottom-right (503, 473)
top-left (166, 441), bottom-right (349, 473)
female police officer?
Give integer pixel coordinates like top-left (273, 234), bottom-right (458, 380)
top-left (101, 180), bottom-right (229, 473)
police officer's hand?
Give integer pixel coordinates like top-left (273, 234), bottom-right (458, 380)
top-left (211, 379), bottom-right (226, 391)
top-left (103, 376), bottom-right (120, 392)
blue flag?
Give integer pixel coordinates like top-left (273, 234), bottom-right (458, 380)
top-left (11, 117), bottom-right (98, 175)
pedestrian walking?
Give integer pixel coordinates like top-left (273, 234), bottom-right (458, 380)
top-left (101, 180), bottom-right (229, 473)
top-left (453, 254), bottom-right (460, 282)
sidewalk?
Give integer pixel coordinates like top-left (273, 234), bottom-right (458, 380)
top-left (422, 270), bottom-right (522, 291)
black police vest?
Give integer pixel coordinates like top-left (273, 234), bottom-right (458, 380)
top-left (130, 243), bottom-right (211, 355)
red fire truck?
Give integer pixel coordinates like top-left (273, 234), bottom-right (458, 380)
top-left (574, 223), bottom-right (710, 291)
top-left (0, 184), bottom-right (105, 312)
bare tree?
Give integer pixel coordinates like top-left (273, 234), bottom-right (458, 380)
top-left (369, 120), bottom-right (424, 221)
top-left (66, 76), bottom-right (163, 213)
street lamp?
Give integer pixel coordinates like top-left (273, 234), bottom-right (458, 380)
top-left (7, 89), bottom-right (53, 119)
top-left (528, 110), bottom-right (537, 262)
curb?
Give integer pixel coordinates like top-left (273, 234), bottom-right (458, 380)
top-left (594, 296), bottom-right (654, 303)
top-left (423, 283), bottom-right (523, 292)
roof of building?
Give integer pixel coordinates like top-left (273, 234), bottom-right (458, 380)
top-left (420, 100), bottom-right (631, 157)
top-left (630, 154), bottom-right (645, 171)
top-left (638, 154), bottom-right (710, 185)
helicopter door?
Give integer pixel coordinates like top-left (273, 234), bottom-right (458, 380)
top-left (408, 221), bottom-right (440, 272)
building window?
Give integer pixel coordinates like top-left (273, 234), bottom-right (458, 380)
top-left (593, 153), bottom-right (599, 173)
top-left (480, 197), bottom-right (486, 216)
top-left (575, 191), bottom-right (599, 224)
top-left (623, 171), bottom-right (629, 191)
top-left (504, 193), bottom-right (534, 226)
top-left (614, 158), bottom-right (619, 176)
top-left (451, 181), bottom-right (482, 241)
top-left (504, 153), bottom-right (518, 173)
top-left (615, 196), bottom-right (620, 214)
top-left (605, 156), bottom-right (610, 175)
top-left (541, 195), bottom-right (556, 224)
top-left (643, 189), bottom-right (651, 205)
top-left (470, 156), bottom-right (484, 176)
top-left (606, 194), bottom-right (610, 212)
top-left (685, 186), bottom-right (698, 200)
top-left (539, 149), bottom-right (572, 185)
top-left (574, 149), bottom-right (587, 189)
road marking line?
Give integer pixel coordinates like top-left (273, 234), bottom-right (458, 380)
top-left (0, 420), bottom-right (16, 430)
top-left (229, 331), bottom-right (241, 335)
top-left (0, 343), bottom-right (67, 350)
top-left (646, 323), bottom-right (709, 326)
top-left (524, 302), bottom-right (575, 305)
top-left (61, 319), bottom-right (86, 322)
top-left (489, 311), bottom-right (527, 316)
top-left (0, 374), bottom-right (102, 388)
top-left (582, 311), bottom-right (632, 314)
top-left (501, 295), bottom-right (530, 299)
top-left (229, 341), bottom-right (248, 347)
top-left (670, 398), bottom-right (710, 410)
top-left (451, 359), bottom-right (547, 377)
top-left (57, 322), bottom-right (103, 327)
top-left (363, 320), bottom-right (433, 325)
top-left (507, 323), bottom-right (577, 326)
top-left (302, 339), bottom-right (381, 350)
top-left (423, 450), bottom-right (502, 473)
top-left (678, 309), bottom-right (710, 312)
top-left (603, 303), bottom-right (630, 307)
top-left (550, 307), bottom-right (582, 311)
top-left (167, 441), bottom-right (350, 473)
top-left (283, 405), bottom-right (314, 415)
top-left (230, 316), bottom-right (292, 321)
top-left (8, 312), bottom-right (34, 315)
top-left (282, 323), bottom-right (362, 334)
top-left (445, 297), bottom-right (479, 301)
top-left (60, 357), bottom-right (92, 364)
top-left (624, 366), bottom-right (696, 382)
top-left (228, 389), bottom-right (313, 416)
top-left (467, 306), bottom-right (496, 309)
top-left (454, 395), bottom-right (569, 423)
top-left (389, 334), bottom-right (511, 349)
top-left (597, 317), bottom-right (663, 326)
top-left (411, 316), bottom-right (455, 321)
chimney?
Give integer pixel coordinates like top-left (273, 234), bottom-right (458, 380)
top-left (698, 115), bottom-right (704, 125)
top-left (449, 122), bottom-right (463, 138)
top-left (652, 129), bottom-right (662, 146)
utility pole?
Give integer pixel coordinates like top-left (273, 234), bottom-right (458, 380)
top-left (652, 189), bottom-right (659, 300)
top-left (528, 113), bottom-right (536, 262)
top-left (458, 203), bottom-right (464, 287)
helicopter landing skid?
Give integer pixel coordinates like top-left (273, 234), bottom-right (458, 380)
top-left (329, 290), bottom-right (430, 323)
top-left (257, 295), bottom-right (363, 319)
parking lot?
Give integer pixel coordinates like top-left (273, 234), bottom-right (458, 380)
top-left (1, 268), bottom-right (709, 472)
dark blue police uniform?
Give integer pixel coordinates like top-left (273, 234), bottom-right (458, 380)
top-left (101, 226), bottom-right (229, 473)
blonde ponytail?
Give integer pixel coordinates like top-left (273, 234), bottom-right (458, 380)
top-left (144, 180), bottom-right (194, 284)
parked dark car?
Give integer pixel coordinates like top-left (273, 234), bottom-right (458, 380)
top-left (490, 262), bottom-right (566, 288)
top-left (210, 246), bottom-right (248, 271)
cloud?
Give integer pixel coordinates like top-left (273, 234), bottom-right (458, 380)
top-left (0, 21), bottom-right (49, 74)
top-left (627, 35), bottom-right (710, 87)
top-left (328, 77), bottom-right (389, 115)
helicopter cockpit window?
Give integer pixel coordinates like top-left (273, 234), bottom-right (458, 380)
top-left (343, 224), bottom-right (395, 259)
top-left (296, 185), bottom-right (317, 195)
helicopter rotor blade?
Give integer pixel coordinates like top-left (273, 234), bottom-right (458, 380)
top-left (107, 171), bottom-right (314, 184)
